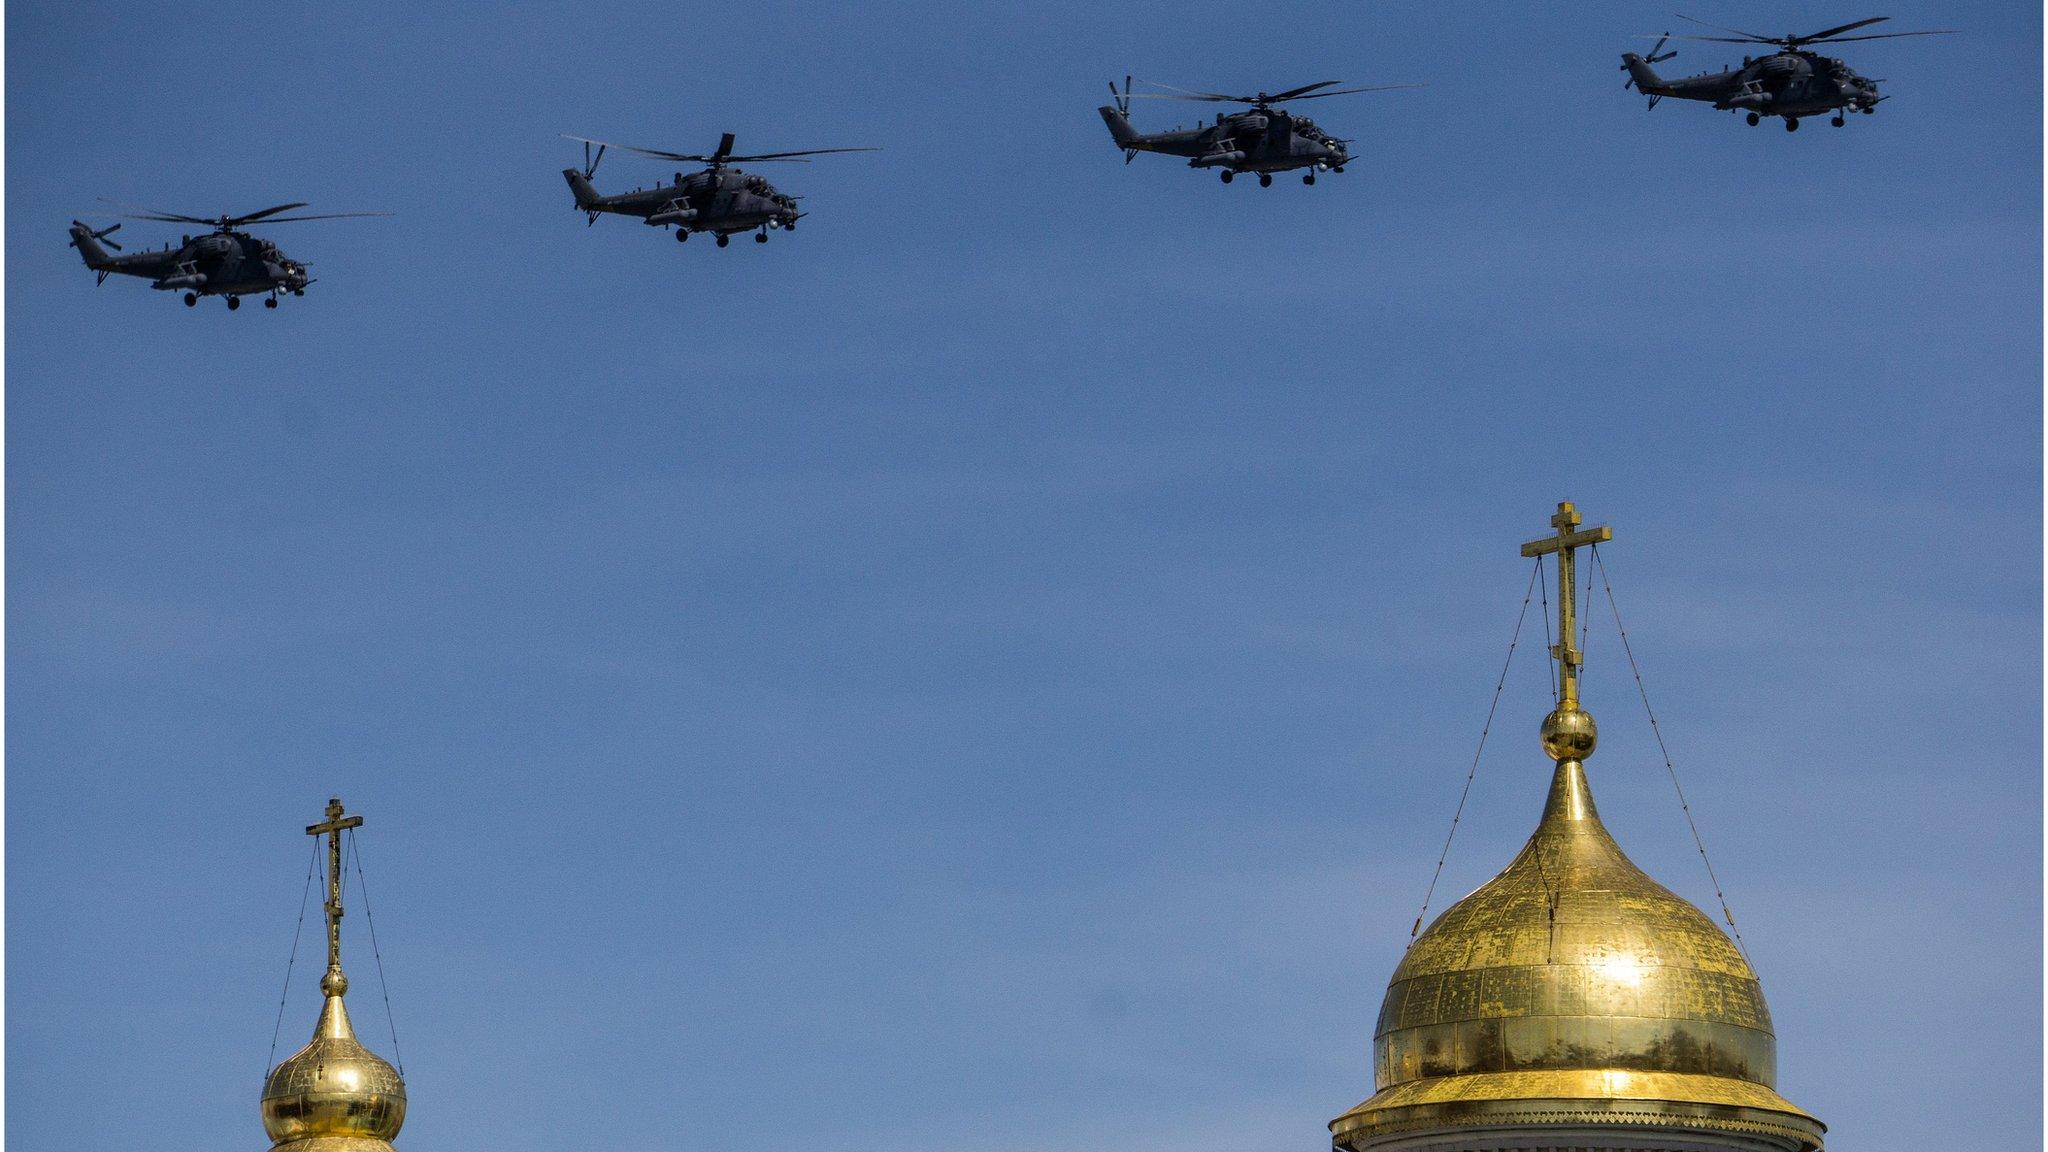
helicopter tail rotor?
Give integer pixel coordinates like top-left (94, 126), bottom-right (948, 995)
top-left (560, 144), bottom-right (607, 216)
top-left (69, 220), bottom-right (123, 252)
top-left (68, 220), bottom-right (122, 281)
top-left (1108, 76), bottom-right (1139, 162)
top-left (1624, 34), bottom-right (1677, 90)
top-left (1621, 41), bottom-right (1676, 108)
top-left (1109, 75), bottom-right (1133, 117)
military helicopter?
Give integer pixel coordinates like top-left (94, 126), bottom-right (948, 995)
top-left (1621, 15), bottom-right (1954, 131)
top-left (68, 202), bottom-right (386, 309)
top-left (562, 133), bottom-right (876, 247)
top-left (1098, 77), bottom-right (1419, 185)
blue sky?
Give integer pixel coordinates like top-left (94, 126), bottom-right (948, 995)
top-left (6, 2), bottom-right (2040, 1150)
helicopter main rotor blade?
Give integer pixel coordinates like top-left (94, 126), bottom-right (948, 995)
top-left (98, 198), bottom-right (217, 225)
top-left (563, 135), bottom-right (712, 164)
top-left (229, 202), bottom-right (311, 224)
top-left (97, 198), bottom-right (343, 228)
top-left (1674, 13), bottom-right (1777, 41)
top-left (1807, 28), bottom-right (1956, 42)
top-left (1263, 80), bottom-right (1345, 101)
top-left (1135, 78), bottom-right (1246, 101)
top-left (564, 135), bottom-right (878, 167)
top-left (1793, 16), bottom-right (1889, 42)
top-left (726, 147), bottom-right (881, 161)
top-left (243, 212), bottom-right (393, 223)
top-left (1281, 83), bottom-right (1426, 100)
top-left (1664, 34), bottom-right (1772, 43)
top-left (1129, 79), bottom-right (1416, 105)
top-left (629, 146), bottom-right (714, 162)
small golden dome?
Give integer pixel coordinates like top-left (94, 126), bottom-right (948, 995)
top-left (261, 966), bottom-right (406, 1152)
top-left (1330, 760), bottom-right (1823, 1150)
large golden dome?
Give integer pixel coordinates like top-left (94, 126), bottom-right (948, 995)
top-left (1330, 504), bottom-right (1823, 1151)
top-left (261, 967), bottom-right (407, 1152)
top-left (1330, 760), bottom-right (1821, 1149)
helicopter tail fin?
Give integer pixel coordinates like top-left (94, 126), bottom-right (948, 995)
top-left (68, 220), bottom-right (117, 270)
top-left (1098, 105), bottom-right (1143, 152)
top-left (562, 168), bottom-right (603, 211)
top-left (1620, 53), bottom-right (1672, 99)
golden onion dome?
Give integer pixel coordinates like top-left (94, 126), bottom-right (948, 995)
top-left (1329, 759), bottom-right (1824, 1151)
top-left (1332, 504), bottom-right (1824, 1150)
top-left (261, 966), bottom-right (407, 1152)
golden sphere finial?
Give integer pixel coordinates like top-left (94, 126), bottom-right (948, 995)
top-left (1540, 705), bottom-right (1597, 761)
top-left (320, 966), bottom-right (348, 997)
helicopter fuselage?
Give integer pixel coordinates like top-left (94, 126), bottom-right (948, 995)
top-left (69, 223), bottom-right (312, 303)
top-left (565, 165), bottom-right (800, 237)
top-left (1099, 106), bottom-right (1352, 175)
top-left (1623, 49), bottom-right (1883, 121)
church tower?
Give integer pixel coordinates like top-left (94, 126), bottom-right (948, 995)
top-left (260, 799), bottom-right (409, 1152)
top-left (1328, 504), bottom-right (1824, 1152)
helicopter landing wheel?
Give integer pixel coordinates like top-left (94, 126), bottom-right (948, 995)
top-left (183, 292), bottom-right (198, 307)
top-left (1257, 172), bottom-right (1273, 187)
top-left (1220, 170), bottom-right (1233, 183)
top-left (1862, 105), bottom-right (1875, 114)
top-left (676, 228), bottom-right (688, 242)
top-left (716, 234), bottom-right (729, 247)
top-left (265, 296), bottom-right (278, 309)
top-left (1747, 112), bottom-right (1761, 126)
top-left (1303, 172), bottom-right (1316, 185)
top-left (1831, 114), bottom-right (1845, 127)
top-left (227, 296), bottom-right (240, 310)
top-left (755, 230), bottom-right (768, 243)
top-left (292, 288), bottom-right (305, 296)
top-left (1784, 117), bottom-right (1799, 132)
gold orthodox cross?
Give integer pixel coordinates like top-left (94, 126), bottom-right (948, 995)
top-left (1519, 502), bottom-right (1611, 710)
top-left (307, 798), bottom-right (363, 974)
